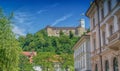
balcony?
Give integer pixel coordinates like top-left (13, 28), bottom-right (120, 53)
top-left (107, 30), bottom-right (120, 50)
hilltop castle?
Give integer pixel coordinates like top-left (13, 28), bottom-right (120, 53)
top-left (46, 19), bottom-right (86, 37)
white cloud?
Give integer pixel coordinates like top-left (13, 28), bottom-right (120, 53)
top-left (13, 11), bottom-right (34, 33)
top-left (14, 12), bottom-right (32, 24)
top-left (12, 25), bottom-right (26, 36)
top-left (37, 10), bottom-right (47, 14)
top-left (37, 3), bottom-right (59, 14)
top-left (50, 3), bottom-right (59, 8)
top-left (51, 14), bottom-right (72, 26)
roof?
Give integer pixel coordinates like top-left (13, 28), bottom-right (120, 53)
top-left (22, 52), bottom-right (37, 57)
top-left (86, 0), bottom-right (103, 17)
top-left (46, 25), bottom-right (77, 30)
top-left (72, 32), bottom-right (90, 50)
top-left (86, 1), bottom-right (95, 17)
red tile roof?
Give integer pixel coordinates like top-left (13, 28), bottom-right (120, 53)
top-left (22, 52), bottom-right (36, 56)
top-left (22, 51), bottom-right (37, 63)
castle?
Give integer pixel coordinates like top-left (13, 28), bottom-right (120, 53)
top-left (46, 19), bottom-right (86, 37)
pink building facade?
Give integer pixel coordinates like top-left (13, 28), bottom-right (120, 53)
top-left (86, 0), bottom-right (120, 71)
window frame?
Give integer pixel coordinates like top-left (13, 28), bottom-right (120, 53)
top-left (108, 0), bottom-right (111, 12)
top-left (109, 24), bottom-right (114, 35)
top-left (102, 30), bottom-right (106, 45)
top-left (101, 7), bottom-right (104, 20)
top-left (113, 57), bottom-right (119, 71)
top-left (105, 60), bottom-right (109, 71)
top-left (95, 64), bottom-right (98, 71)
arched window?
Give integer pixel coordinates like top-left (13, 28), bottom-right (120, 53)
top-left (95, 64), bottom-right (98, 71)
top-left (113, 57), bottom-right (119, 71)
top-left (105, 60), bottom-right (109, 71)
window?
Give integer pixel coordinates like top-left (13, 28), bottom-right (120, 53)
top-left (101, 7), bottom-right (104, 20)
top-left (102, 31), bottom-right (106, 45)
top-left (95, 64), bottom-right (98, 71)
top-left (83, 44), bottom-right (84, 53)
top-left (83, 57), bottom-right (85, 68)
top-left (117, 0), bottom-right (120, 2)
top-left (93, 38), bottom-right (96, 51)
top-left (108, 0), bottom-right (111, 12)
top-left (109, 25), bottom-right (114, 35)
top-left (93, 17), bottom-right (95, 28)
top-left (113, 57), bottom-right (119, 71)
top-left (118, 17), bottom-right (120, 30)
top-left (105, 60), bottom-right (109, 71)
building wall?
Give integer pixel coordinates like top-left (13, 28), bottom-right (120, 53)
top-left (47, 27), bottom-right (54, 36)
top-left (46, 26), bottom-right (86, 37)
top-left (74, 37), bottom-right (91, 71)
top-left (77, 27), bottom-right (86, 36)
top-left (87, 0), bottom-right (120, 71)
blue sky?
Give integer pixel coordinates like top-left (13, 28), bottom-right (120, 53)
top-left (0, 0), bottom-right (92, 36)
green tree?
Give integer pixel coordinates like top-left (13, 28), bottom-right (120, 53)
top-left (69, 31), bottom-right (74, 39)
top-left (59, 30), bottom-right (64, 36)
top-left (0, 8), bottom-right (21, 71)
top-left (19, 55), bottom-right (33, 71)
top-left (18, 36), bottom-right (26, 49)
top-left (59, 53), bottom-right (74, 71)
top-left (33, 52), bottom-right (55, 71)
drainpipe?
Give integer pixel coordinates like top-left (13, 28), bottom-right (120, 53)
top-left (94, 0), bottom-right (103, 71)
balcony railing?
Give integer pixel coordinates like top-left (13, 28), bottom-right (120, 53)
top-left (107, 30), bottom-right (120, 50)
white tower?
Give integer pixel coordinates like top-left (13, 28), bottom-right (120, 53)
top-left (80, 19), bottom-right (85, 28)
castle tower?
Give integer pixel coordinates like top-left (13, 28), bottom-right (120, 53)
top-left (80, 19), bottom-right (85, 28)
top-left (76, 19), bottom-right (86, 37)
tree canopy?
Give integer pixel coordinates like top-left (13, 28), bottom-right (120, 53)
top-left (18, 29), bottom-right (79, 71)
top-left (18, 29), bottom-right (79, 54)
top-left (0, 8), bottom-right (21, 71)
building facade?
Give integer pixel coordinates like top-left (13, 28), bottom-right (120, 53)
top-left (73, 33), bottom-right (91, 71)
top-left (46, 19), bottom-right (86, 37)
top-left (86, 0), bottom-right (120, 71)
